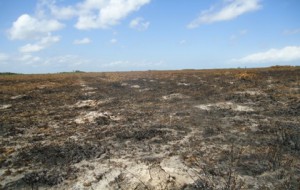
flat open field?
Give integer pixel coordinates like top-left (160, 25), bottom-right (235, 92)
top-left (0, 67), bottom-right (299, 189)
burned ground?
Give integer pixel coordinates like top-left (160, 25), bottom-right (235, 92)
top-left (0, 67), bottom-right (299, 189)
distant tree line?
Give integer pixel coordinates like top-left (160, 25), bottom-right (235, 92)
top-left (0, 72), bottom-right (20, 75)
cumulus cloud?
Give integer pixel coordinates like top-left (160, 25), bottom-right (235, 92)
top-left (36, 0), bottom-right (150, 30)
top-left (8, 13), bottom-right (63, 52)
top-left (36, 0), bottom-right (76, 20)
top-left (188, 0), bottom-right (261, 29)
top-left (19, 44), bottom-right (44, 53)
top-left (49, 4), bottom-right (77, 20)
top-left (19, 35), bottom-right (60, 53)
top-left (231, 46), bottom-right (300, 63)
top-left (18, 54), bottom-right (41, 63)
top-left (129, 17), bottom-right (150, 31)
top-left (73, 38), bottom-right (91, 45)
top-left (54, 7), bottom-right (76, 20)
top-left (8, 14), bottom-right (64, 40)
top-left (75, 0), bottom-right (151, 30)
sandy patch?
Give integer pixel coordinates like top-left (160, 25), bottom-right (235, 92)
top-left (139, 88), bottom-right (150, 92)
top-left (68, 156), bottom-right (197, 190)
top-left (82, 86), bottom-right (97, 91)
top-left (75, 111), bottom-right (121, 124)
top-left (195, 102), bottom-right (254, 112)
top-left (10, 95), bottom-right (27, 100)
top-left (177, 82), bottom-right (190, 86)
top-left (85, 91), bottom-right (96, 95)
top-left (131, 85), bottom-right (140, 89)
top-left (162, 93), bottom-right (190, 100)
top-left (235, 90), bottom-right (266, 96)
top-left (160, 156), bottom-right (196, 185)
top-left (70, 159), bottom-right (149, 190)
top-left (75, 111), bottom-right (105, 124)
top-left (0, 104), bottom-right (12, 110)
top-left (75, 100), bottom-right (98, 108)
top-left (74, 99), bottom-right (113, 108)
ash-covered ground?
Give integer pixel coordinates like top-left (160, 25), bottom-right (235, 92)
top-left (0, 67), bottom-right (299, 189)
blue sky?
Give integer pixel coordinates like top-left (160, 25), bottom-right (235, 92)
top-left (0, 0), bottom-right (300, 73)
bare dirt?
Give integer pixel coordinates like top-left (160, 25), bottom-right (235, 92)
top-left (0, 67), bottom-right (299, 189)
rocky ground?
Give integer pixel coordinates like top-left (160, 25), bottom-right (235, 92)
top-left (0, 67), bottom-right (299, 189)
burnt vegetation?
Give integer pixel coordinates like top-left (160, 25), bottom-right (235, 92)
top-left (0, 67), bottom-right (299, 189)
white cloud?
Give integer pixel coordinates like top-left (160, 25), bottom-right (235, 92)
top-left (50, 5), bottom-right (77, 20)
top-left (37, 0), bottom-right (150, 30)
top-left (0, 52), bottom-right (41, 66)
top-left (36, 0), bottom-right (77, 20)
top-left (8, 12), bottom-right (63, 52)
top-left (19, 44), bottom-right (44, 53)
top-left (18, 54), bottom-right (41, 63)
top-left (129, 17), bottom-right (150, 31)
top-left (39, 34), bottom-right (60, 44)
top-left (110, 38), bottom-right (118, 44)
top-left (232, 46), bottom-right (300, 63)
top-left (188, 0), bottom-right (261, 29)
top-left (73, 38), bottom-right (91, 45)
top-left (75, 0), bottom-right (151, 29)
top-left (19, 35), bottom-right (60, 53)
top-left (8, 14), bottom-right (64, 40)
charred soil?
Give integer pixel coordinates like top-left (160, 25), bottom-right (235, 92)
top-left (0, 67), bottom-right (299, 189)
